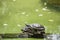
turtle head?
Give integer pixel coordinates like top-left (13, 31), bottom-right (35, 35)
top-left (25, 24), bottom-right (31, 27)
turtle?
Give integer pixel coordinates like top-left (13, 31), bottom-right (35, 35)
top-left (21, 23), bottom-right (45, 38)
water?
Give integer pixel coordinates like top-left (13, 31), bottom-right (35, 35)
top-left (47, 34), bottom-right (60, 40)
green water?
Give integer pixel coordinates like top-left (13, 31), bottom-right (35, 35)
top-left (0, 0), bottom-right (60, 40)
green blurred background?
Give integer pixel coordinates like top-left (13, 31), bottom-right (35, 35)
top-left (0, 0), bottom-right (60, 40)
